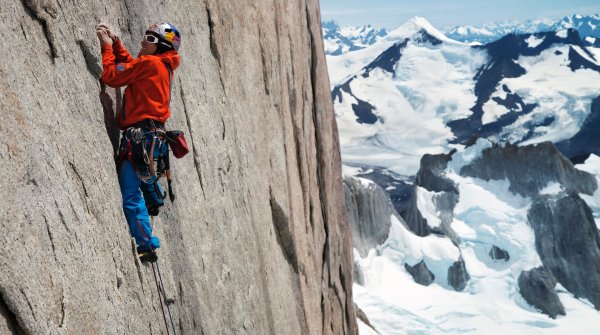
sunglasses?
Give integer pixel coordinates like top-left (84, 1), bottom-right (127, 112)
top-left (143, 34), bottom-right (160, 44)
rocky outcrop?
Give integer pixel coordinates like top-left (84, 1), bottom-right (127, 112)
top-left (354, 261), bottom-right (365, 286)
top-left (354, 303), bottom-right (379, 334)
top-left (489, 245), bottom-right (510, 261)
top-left (403, 152), bottom-right (459, 240)
top-left (528, 193), bottom-right (600, 310)
top-left (518, 267), bottom-right (565, 318)
top-left (0, 1), bottom-right (356, 334)
top-left (344, 176), bottom-right (393, 257)
top-left (460, 142), bottom-right (597, 197)
top-left (400, 152), bottom-right (469, 290)
top-left (349, 166), bottom-right (414, 215)
top-left (448, 258), bottom-right (470, 291)
top-left (404, 261), bottom-right (435, 286)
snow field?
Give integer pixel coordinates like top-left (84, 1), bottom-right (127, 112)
top-left (484, 46), bottom-right (600, 145)
top-left (354, 146), bottom-right (600, 334)
top-left (335, 39), bottom-right (487, 175)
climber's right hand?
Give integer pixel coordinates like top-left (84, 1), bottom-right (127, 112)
top-left (97, 24), bottom-right (119, 42)
top-left (96, 25), bottom-right (113, 46)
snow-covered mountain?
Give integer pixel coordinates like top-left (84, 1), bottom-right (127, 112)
top-left (331, 15), bottom-right (600, 335)
top-left (346, 141), bottom-right (600, 334)
top-left (322, 20), bottom-right (388, 56)
top-left (332, 17), bottom-right (600, 176)
top-left (445, 14), bottom-right (600, 44)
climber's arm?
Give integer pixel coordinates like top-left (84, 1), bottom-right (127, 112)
top-left (111, 38), bottom-right (135, 63)
top-left (100, 45), bottom-right (156, 87)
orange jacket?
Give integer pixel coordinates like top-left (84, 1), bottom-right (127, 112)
top-left (100, 39), bottom-right (181, 130)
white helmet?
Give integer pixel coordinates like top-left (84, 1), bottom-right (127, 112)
top-left (147, 22), bottom-right (181, 51)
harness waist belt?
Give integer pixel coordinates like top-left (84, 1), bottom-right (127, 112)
top-left (130, 119), bottom-right (165, 130)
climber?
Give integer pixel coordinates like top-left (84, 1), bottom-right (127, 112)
top-left (96, 22), bottom-right (181, 263)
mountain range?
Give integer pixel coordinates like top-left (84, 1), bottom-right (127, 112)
top-left (323, 14), bottom-right (600, 53)
top-left (322, 20), bottom-right (388, 56)
top-left (329, 14), bottom-right (600, 335)
top-left (445, 14), bottom-right (600, 44)
top-left (331, 17), bottom-right (600, 177)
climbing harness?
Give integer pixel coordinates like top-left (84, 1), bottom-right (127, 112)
top-left (117, 119), bottom-right (176, 214)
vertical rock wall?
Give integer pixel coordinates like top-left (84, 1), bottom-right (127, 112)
top-left (0, 0), bottom-right (356, 334)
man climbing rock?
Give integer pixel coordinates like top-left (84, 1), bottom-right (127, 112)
top-left (96, 22), bottom-right (181, 263)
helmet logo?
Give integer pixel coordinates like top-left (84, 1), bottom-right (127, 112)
top-left (165, 31), bottom-right (175, 43)
top-left (147, 22), bottom-right (181, 51)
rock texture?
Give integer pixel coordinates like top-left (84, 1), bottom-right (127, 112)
top-left (404, 261), bottom-right (435, 286)
top-left (401, 152), bottom-right (470, 289)
top-left (354, 303), bottom-right (379, 334)
top-left (0, 1), bottom-right (356, 334)
top-left (347, 166), bottom-right (414, 215)
top-left (403, 152), bottom-right (459, 240)
top-left (343, 176), bottom-right (393, 257)
top-left (528, 193), bottom-right (600, 310)
top-left (518, 267), bottom-right (565, 318)
top-left (489, 245), bottom-right (510, 262)
top-left (460, 142), bottom-right (597, 197)
top-left (460, 141), bottom-right (600, 311)
top-left (448, 258), bottom-right (470, 291)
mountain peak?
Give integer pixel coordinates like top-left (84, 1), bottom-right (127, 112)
top-left (387, 16), bottom-right (454, 43)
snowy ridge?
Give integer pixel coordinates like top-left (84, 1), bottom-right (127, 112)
top-left (322, 20), bottom-right (387, 56)
top-left (331, 18), bottom-right (600, 176)
top-left (445, 14), bottom-right (600, 44)
top-left (386, 16), bottom-right (460, 44)
top-left (325, 17), bottom-right (456, 86)
top-left (353, 140), bottom-right (600, 334)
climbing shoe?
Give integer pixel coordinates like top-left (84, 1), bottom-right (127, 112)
top-left (138, 249), bottom-right (158, 263)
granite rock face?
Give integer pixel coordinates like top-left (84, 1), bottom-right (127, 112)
top-left (0, 1), bottom-right (356, 334)
top-left (344, 176), bottom-right (393, 257)
top-left (528, 193), bottom-right (600, 310)
top-left (518, 267), bottom-right (565, 318)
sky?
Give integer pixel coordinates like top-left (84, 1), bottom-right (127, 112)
top-left (320, 0), bottom-right (600, 29)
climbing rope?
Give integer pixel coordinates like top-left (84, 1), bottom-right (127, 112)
top-left (150, 217), bottom-right (177, 335)
top-left (151, 262), bottom-right (171, 334)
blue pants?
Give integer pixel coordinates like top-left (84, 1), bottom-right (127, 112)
top-left (118, 159), bottom-right (161, 251)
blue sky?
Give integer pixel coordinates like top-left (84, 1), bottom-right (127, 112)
top-left (320, 0), bottom-right (600, 29)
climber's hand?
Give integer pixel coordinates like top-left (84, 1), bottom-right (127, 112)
top-left (97, 24), bottom-right (118, 42)
top-left (96, 28), bottom-right (112, 45)
top-left (96, 25), bottom-right (113, 46)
